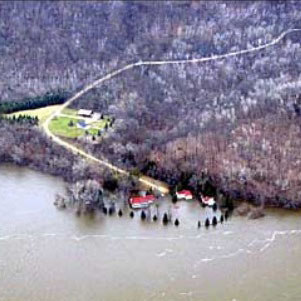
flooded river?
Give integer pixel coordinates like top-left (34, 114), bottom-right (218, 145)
top-left (1, 164), bottom-right (301, 301)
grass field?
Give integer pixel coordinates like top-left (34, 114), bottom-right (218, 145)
top-left (61, 108), bottom-right (77, 116)
top-left (49, 116), bottom-right (85, 138)
top-left (7, 104), bottom-right (63, 124)
top-left (8, 104), bottom-right (111, 139)
top-left (49, 116), bottom-right (109, 138)
top-left (93, 119), bottom-right (110, 128)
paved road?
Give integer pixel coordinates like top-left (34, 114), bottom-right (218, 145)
top-left (43, 28), bottom-right (300, 195)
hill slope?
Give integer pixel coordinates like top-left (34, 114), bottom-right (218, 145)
top-left (1, 1), bottom-right (301, 206)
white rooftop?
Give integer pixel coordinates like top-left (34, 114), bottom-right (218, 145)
top-left (78, 109), bottom-right (93, 116)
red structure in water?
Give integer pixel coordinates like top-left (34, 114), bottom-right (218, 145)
top-left (129, 195), bottom-right (156, 209)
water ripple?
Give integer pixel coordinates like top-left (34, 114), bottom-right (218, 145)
top-left (193, 229), bottom-right (301, 267)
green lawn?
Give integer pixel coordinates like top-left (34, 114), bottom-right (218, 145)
top-left (93, 119), bottom-right (110, 128)
top-left (7, 105), bottom-right (112, 139)
top-left (49, 116), bottom-right (85, 138)
top-left (49, 115), bottom-right (110, 139)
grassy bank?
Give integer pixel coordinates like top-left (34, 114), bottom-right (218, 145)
top-left (7, 105), bottom-right (63, 124)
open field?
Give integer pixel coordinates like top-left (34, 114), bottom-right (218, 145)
top-left (7, 104), bottom-right (111, 139)
top-left (7, 105), bottom-right (63, 124)
top-left (61, 108), bottom-right (78, 116)
top-left (49, 116), bottom-right (85, 138)
top-left (49, 115), bottom-right (109, 139)
top-left (92, 119), bottom-right (111, 128)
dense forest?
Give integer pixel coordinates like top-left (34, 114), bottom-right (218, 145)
top-left (1, 1), bottom-right (301, 207)
top-left (0, 90), bottom-right (68, 114)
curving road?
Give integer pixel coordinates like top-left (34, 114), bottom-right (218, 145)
top-left (43, 28), bottom-right (300, 195)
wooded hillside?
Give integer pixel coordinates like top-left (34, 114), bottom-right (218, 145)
top-left (1, 1), bottom-right (301, 207)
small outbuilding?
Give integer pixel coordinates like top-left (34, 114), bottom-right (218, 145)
top-left (201, 195), bottom-right (216, 207)
top-left (92, 112), bottom-right (101, 120)
top-left (129, 195), bottom-right (156, 209)
top-left (176, 190), bottom-right (193, 200)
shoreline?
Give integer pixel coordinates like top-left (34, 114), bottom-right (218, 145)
top-left (1, 161), bottom-right (300, 212)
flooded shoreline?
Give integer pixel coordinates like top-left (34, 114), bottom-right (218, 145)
top-left (1, 163), bottom-right (301, 301)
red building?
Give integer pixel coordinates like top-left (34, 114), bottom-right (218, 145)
top-left (176, 190), bottom-right (193, 200)
top-left (129, 195), bottom-right (156, 209)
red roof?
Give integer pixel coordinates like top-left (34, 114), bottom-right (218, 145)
top-left (177, 190), bottom-right (193, 196)
top-left (130, 195), bottom-right (155, 204)
top-left (202, 195), bottom-right (214, 203)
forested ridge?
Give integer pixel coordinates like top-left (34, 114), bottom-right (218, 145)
top-left (1, 1), bottom-right (301, 207)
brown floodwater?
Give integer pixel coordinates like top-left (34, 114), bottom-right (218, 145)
top-left (1, 163), bottom-right (301, 301)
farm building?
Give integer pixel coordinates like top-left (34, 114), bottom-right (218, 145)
top-left (176, 190), bottom-right (193, 200)
top-left (129, 195), bottom-right (156, 209)
top-left (92, 112), bottom-right (101, 120)
top-left (201, 195), bottom-right (216, 206)
top-left (77, 109), bottom-right (93, 118)
top-left (77, 109), bottom-right (102, 120)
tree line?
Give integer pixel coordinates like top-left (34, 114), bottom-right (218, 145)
top-left (0, 114), bottom-right (39, 126)
top-left (0, 90), bottom-right (69, 114)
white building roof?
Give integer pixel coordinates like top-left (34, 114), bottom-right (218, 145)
top-left (78, 109), bottom-right (93, 116)
top-left (92, 112), bottom-right (101, 120)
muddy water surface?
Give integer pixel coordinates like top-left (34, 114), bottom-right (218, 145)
top-left (1, 164), bottom-right (301, 301)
